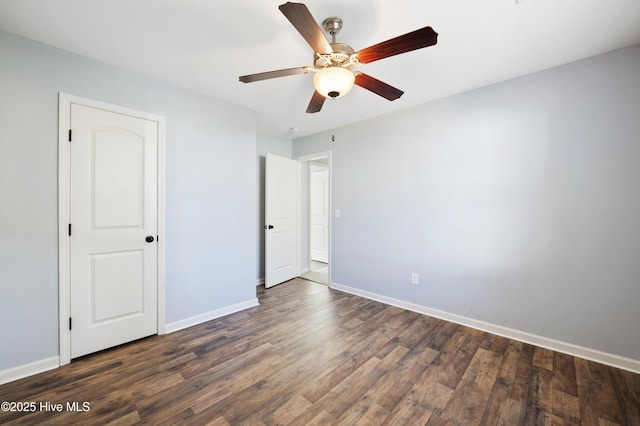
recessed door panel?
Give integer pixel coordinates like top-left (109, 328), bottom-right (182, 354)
top-left (91, 251), bottom-right (144, 323)
top-left (93, 130), bottom-right (144, 229)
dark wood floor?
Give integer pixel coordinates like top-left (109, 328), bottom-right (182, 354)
top-left (1, 279), bottom-right (639, 425)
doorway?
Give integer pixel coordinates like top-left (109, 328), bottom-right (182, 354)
top-left (297, 152), bottom-right (332, 286)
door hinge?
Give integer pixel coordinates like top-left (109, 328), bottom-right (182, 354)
top-left (68, 223), bottom-right (72, 236)
top-left (69, 317), bottom-right (72, 330)
top-left (68, 129), bottom-right (72, 142)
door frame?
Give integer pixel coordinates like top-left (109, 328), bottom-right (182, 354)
top-left (57, 93), bottom-right (167, 365)
top-left (295, 151), bottom-right (332, 286)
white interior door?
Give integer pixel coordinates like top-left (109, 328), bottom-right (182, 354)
top-left (265, 153), bottom-right (300, 288)
top-left (310, 165), bottom-right (329, 263)
top-left (70, 102), bottom-right (158, 358)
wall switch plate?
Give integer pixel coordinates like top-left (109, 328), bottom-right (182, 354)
top-left (335, 209), bottom-right (341, 218)
top-left (411, 273), bottom-right (419, 285)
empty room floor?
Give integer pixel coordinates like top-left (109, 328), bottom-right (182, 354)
top-left (1, 279), bottom-right (638, 425)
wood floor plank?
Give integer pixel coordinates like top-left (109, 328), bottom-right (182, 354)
top-left (575, 357), bottom-right (601, 426)
top-left (552, 388), bottom-right (580, 423)
top-left (263, 394), bottom-right (312, 425)
top-left (510, 343), bottom-right (536, 403)
top-left (533, 346), bottom-right (554, 371)
top-left (480, 340), bottom-right (525, 425)
top-left (0, 279), bottom-right (638, 425)
top-left (377, 341), bottom-right (410, 367)
top-left (353, 403), bottom-right (391, 425)
top-left (524, 366), bottom-right (554, 424)
top-left (339, 343), bottom-right (437, 423)
top-left (440, 347), bottom-right (503, 424)
top-left (385, 377), bottom-right (451, 425)
top-left (433, 328), bottom-right (485, 390)
top-left (376, 344), bottom-right (440, 412)
top-left (291, 357), bottom-right (389, 423)
top-left (609, 367), bottom-right (640, 425)
top-left (306, 410), bottom-right (336, 425)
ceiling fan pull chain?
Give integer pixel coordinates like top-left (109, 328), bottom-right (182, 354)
top-left (330, 97), bottom-right (337, 142)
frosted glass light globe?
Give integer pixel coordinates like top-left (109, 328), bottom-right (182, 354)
top-left (313, 67), bottom-right (355, 98)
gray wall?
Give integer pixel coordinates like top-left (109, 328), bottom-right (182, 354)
top-left (0, 31), bottom-right (257, 371)
top-left (256, 133), bottom-right (292, 282)
top-left (293, 44), bottom-right (640, 361)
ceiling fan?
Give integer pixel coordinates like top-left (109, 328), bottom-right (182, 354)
top-left (239, 2), bottom-right (438, 113)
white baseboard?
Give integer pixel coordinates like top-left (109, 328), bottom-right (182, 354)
top-left (0, 356), bottom-right (60, 386)
top-left (165, 298), bottom-right (260, 334)
top-left (257, 278), bottom-right (265, 287)
top-left (329, 282), bottom-right (640, 374)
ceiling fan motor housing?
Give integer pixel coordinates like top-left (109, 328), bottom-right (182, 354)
top-left (314, 43), bottom-right (356, 69)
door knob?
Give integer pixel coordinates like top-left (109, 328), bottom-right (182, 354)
top-left (264, 225), bottom-right (274, 230)
top-left (145, 235), bottom-right (155, 243)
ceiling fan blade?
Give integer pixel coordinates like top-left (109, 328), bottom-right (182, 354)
top-left (306, 90), bottom-right (326, 113)
top-left (355, 73), bottom-right (404, 101)
top-left (239, 67), bottom-right (310, 83)
top-left (279, 2), bottom-right (332, 54)
top-left (356, 26), bottom-right (438, 64)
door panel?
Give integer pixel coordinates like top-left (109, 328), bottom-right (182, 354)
top-left (70, 103), bottom-right (158, 358)
top-left (265, 153), bottom-right (299, 288)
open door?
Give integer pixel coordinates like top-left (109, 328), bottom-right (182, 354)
top-left (265, 153), bottom-right (300, 288)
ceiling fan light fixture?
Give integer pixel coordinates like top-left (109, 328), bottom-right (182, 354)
top-left (313, 66), bottom-right (355, 98)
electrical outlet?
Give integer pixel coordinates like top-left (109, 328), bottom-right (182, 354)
top-left (411, 273), bottom-right (419, 285)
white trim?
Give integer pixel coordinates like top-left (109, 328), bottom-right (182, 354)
top-left (257, 278), bottom-right (265, 287)
top-left (330, 281), bottom-right (640, 374)
top-left (156, 117), bottom-right (167, 334)
top-left (0, 357), bottom-right (59, 386)
top-left (165, 298), bottom-right (260, 334)
top-left (58, 93), bottom-right (167, 365)
top-left (58, 94), bottom-right (71, 365)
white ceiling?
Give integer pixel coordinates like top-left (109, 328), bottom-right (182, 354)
top-left (1, 0), bottom-right (639, 138)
